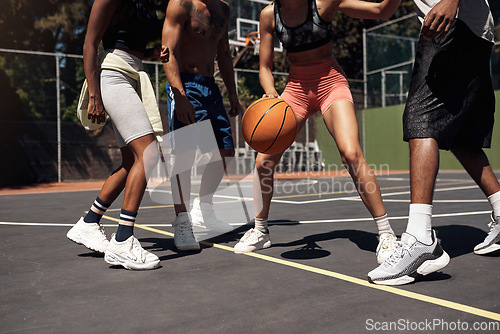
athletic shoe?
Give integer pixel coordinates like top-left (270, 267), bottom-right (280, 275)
top-left (172, 213), bottom-right (200, 251)
top-left (190, 198), bottom-right (233, 234)
top-left (376, 232), bottom-right (398, 264)
top-left (66, 217), bottom-right (109, 253)
top-left (474, 213), bottom-right (500, 255)
top-left (104, 234), bottom-right (160, 270)
top-left (234, 228), bottom-right (271, 254)
top-left (367, 230), bottom-right (450, 286)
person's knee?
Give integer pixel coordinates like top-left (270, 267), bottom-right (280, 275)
top-left (256, 154), bottom-right (279, 177)
top-left (340, 148), bottom-right (363, 169)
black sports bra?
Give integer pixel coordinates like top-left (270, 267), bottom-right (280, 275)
top-left (274, 0), bottom-right (333, 53)
top-left (102, 0), bottom-right (161, 54)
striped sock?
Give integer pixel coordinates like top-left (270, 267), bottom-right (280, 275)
top-left (374, 214), bottom-right (394, 236)
top-left (254, 217), bottom-right (268, 233)
top-left (83, 196), bottom-right (111, 224)
top-left (115, 209), bottom-right (137, 242)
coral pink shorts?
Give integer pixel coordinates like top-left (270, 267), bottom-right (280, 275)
top-left (281, 57), bottom-right (353, 119)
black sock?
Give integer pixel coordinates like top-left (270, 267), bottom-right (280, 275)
top-left (83, 196), bottom-right (111, 224)
top-left (115, 209), bottom-right (137, 242)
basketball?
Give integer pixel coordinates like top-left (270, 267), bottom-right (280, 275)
top-left (241, 97), bottom-right (298, 154)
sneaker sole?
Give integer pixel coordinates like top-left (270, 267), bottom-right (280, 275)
top-left (104, 252), bottom-right (160, 271)
top-left (67, 231), bottom-right (107, 254)
top-left (175, 243), bottom-right (201, 252)
top-left (474, 243), bottom-right (500, 255)
top-left (234, 240), bottom-right (272, 254)
top-left (369, 251), bottom-right (450, 286)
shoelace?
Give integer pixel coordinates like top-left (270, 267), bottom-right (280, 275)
top-left (381, 234), bottom-right (397, 250)
top-left (385, 242), bottom-right (410, 267)
top-left (129, 237), bottom-right (144, 262)
top-left (97, 224), bottom-right (107, 238)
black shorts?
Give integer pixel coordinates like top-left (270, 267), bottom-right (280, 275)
top-left (403, 20), bottom-right (495, 150)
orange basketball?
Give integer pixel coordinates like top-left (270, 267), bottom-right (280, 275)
top-left (241, 97), bottom-right (298, 154)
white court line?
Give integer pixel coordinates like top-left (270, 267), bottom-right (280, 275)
top-left (273, 185), bottom-right (480, 205)
top-left (0, 210), bottom-right (491, 227)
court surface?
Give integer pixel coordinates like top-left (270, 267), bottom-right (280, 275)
top-left (1, 171), bottom-right (499, 333)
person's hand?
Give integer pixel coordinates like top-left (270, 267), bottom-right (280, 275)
top-left (87, 95), bottom-right (106, 124)
top-left (228, 96), bottom-right (242, 117)
top-left (421, 0), bottom-right (459, 40)
top-left (175, 96), bottom-right (196, 125)
top-left (160, 45), bottom-right (169, 63)
top-left (262, 90), bottom-right (279, 98)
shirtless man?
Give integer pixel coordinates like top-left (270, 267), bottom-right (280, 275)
top-left (161, 0), bottom-right (242, 251)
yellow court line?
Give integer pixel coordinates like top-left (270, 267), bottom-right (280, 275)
top-left (102, 215), bottom-right (500, 322)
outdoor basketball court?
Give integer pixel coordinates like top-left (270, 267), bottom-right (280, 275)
top-left (1, 170), bottom-right (499, 333)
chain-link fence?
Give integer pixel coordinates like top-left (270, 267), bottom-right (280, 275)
top-left (0, 48), bottom-right (326, 185)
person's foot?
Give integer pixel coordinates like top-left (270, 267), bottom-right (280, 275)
top-left (367, 230), bottom-right (449, 286)
top-left (234, 228), bottom-right (271, 254)
top-left (104, 234), bottom-right (160, 270)
top-left (67, 217), bottom-right (109, 253)
top-left (376, 232), bottom-right (398, 264)
top-left (474, 213), bottom-right (500, 255)
top-left (190, 198), bottom-right (233, 234)
top-left (172, 213), bottom-right (200, 251)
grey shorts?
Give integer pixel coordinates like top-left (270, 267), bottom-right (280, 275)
top-left (100, 49), bottom-right (153, 147)
top-left (403, 20), bottom-right (495, 150)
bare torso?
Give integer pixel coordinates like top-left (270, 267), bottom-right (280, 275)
top-left (178, 0), bottom-right (229, 76)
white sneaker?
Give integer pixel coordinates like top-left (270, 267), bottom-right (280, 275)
top-left (474, 213), bottom-right (500, 255)
top-left (172, 213), bottom-right (200, 251)
top-left (104, 234), bottom-right (160, 270)
top-left (67, 217), bottom-right (109, 253)
top-left (368, 230), bottom-right (450, 286)
top-left (234, 228), bottom-right (271, 254)
top-left (376, 232), bottom-right (398, 264)
top-left (190, 198), bottom-right (233, 234)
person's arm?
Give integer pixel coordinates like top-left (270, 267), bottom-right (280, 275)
top-left (83, 0), bottom-right (119, 124)
top-left (336, 0), bottom-right (401, 20)
top-left (216, 4), bottom-right (241, 117)
top-left (420, 0), bottom-right (459, 40)
top-left (258, 5), bottom-right (279, 98)
top-left (161, 0), bottom-right (195, 124)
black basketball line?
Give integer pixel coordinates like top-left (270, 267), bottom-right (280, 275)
top-left (249, 100), bottom-right (286, 146)
top-left (263, 105), bottom-right (290, 153)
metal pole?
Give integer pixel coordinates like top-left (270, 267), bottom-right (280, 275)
top-left (234, 69), bottom-right (240, 175)
top-left (56, 55), bottom-right (62, 182)
top-left (381, 71), bottom-right (386, 108)
top-left (305, 118), bottom-right (309, 172)
top-left (399, 72), bottom-right (404, 105)
top-left (362, 28), bottom-right (367, 155)
top-left (363, 28), bottom-right (367, 110)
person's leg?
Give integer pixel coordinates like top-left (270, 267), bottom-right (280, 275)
top-left (104, 134), bottom-right (161, 270)
top-left (452, 147), bottom-right (500, 254)
top-left (451, 148), bottom-right (500, 198)
top-left (322, 100), bottom-right (396, 263)
top-left (405, 138), bottom-right (440, 244)
top-left (322, 101), bottom-right (390, 223)
top-left (84, 146), bottom-right (134, 224)
top-left (234, 117), bottom-right (307, 254)
top-left (199, 148), bottom-right (235, 203)
top-left (115, 134), bottom-right (157, 241)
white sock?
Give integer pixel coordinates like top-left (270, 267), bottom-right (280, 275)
top-left (488, 191), bottom-right (500, 219)
top-left (406, 204), bottom-right (433, 244)
top-left (254, 217), bottom-right (268, 232)
top-left (374, 214), bottom-right (394, 236)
